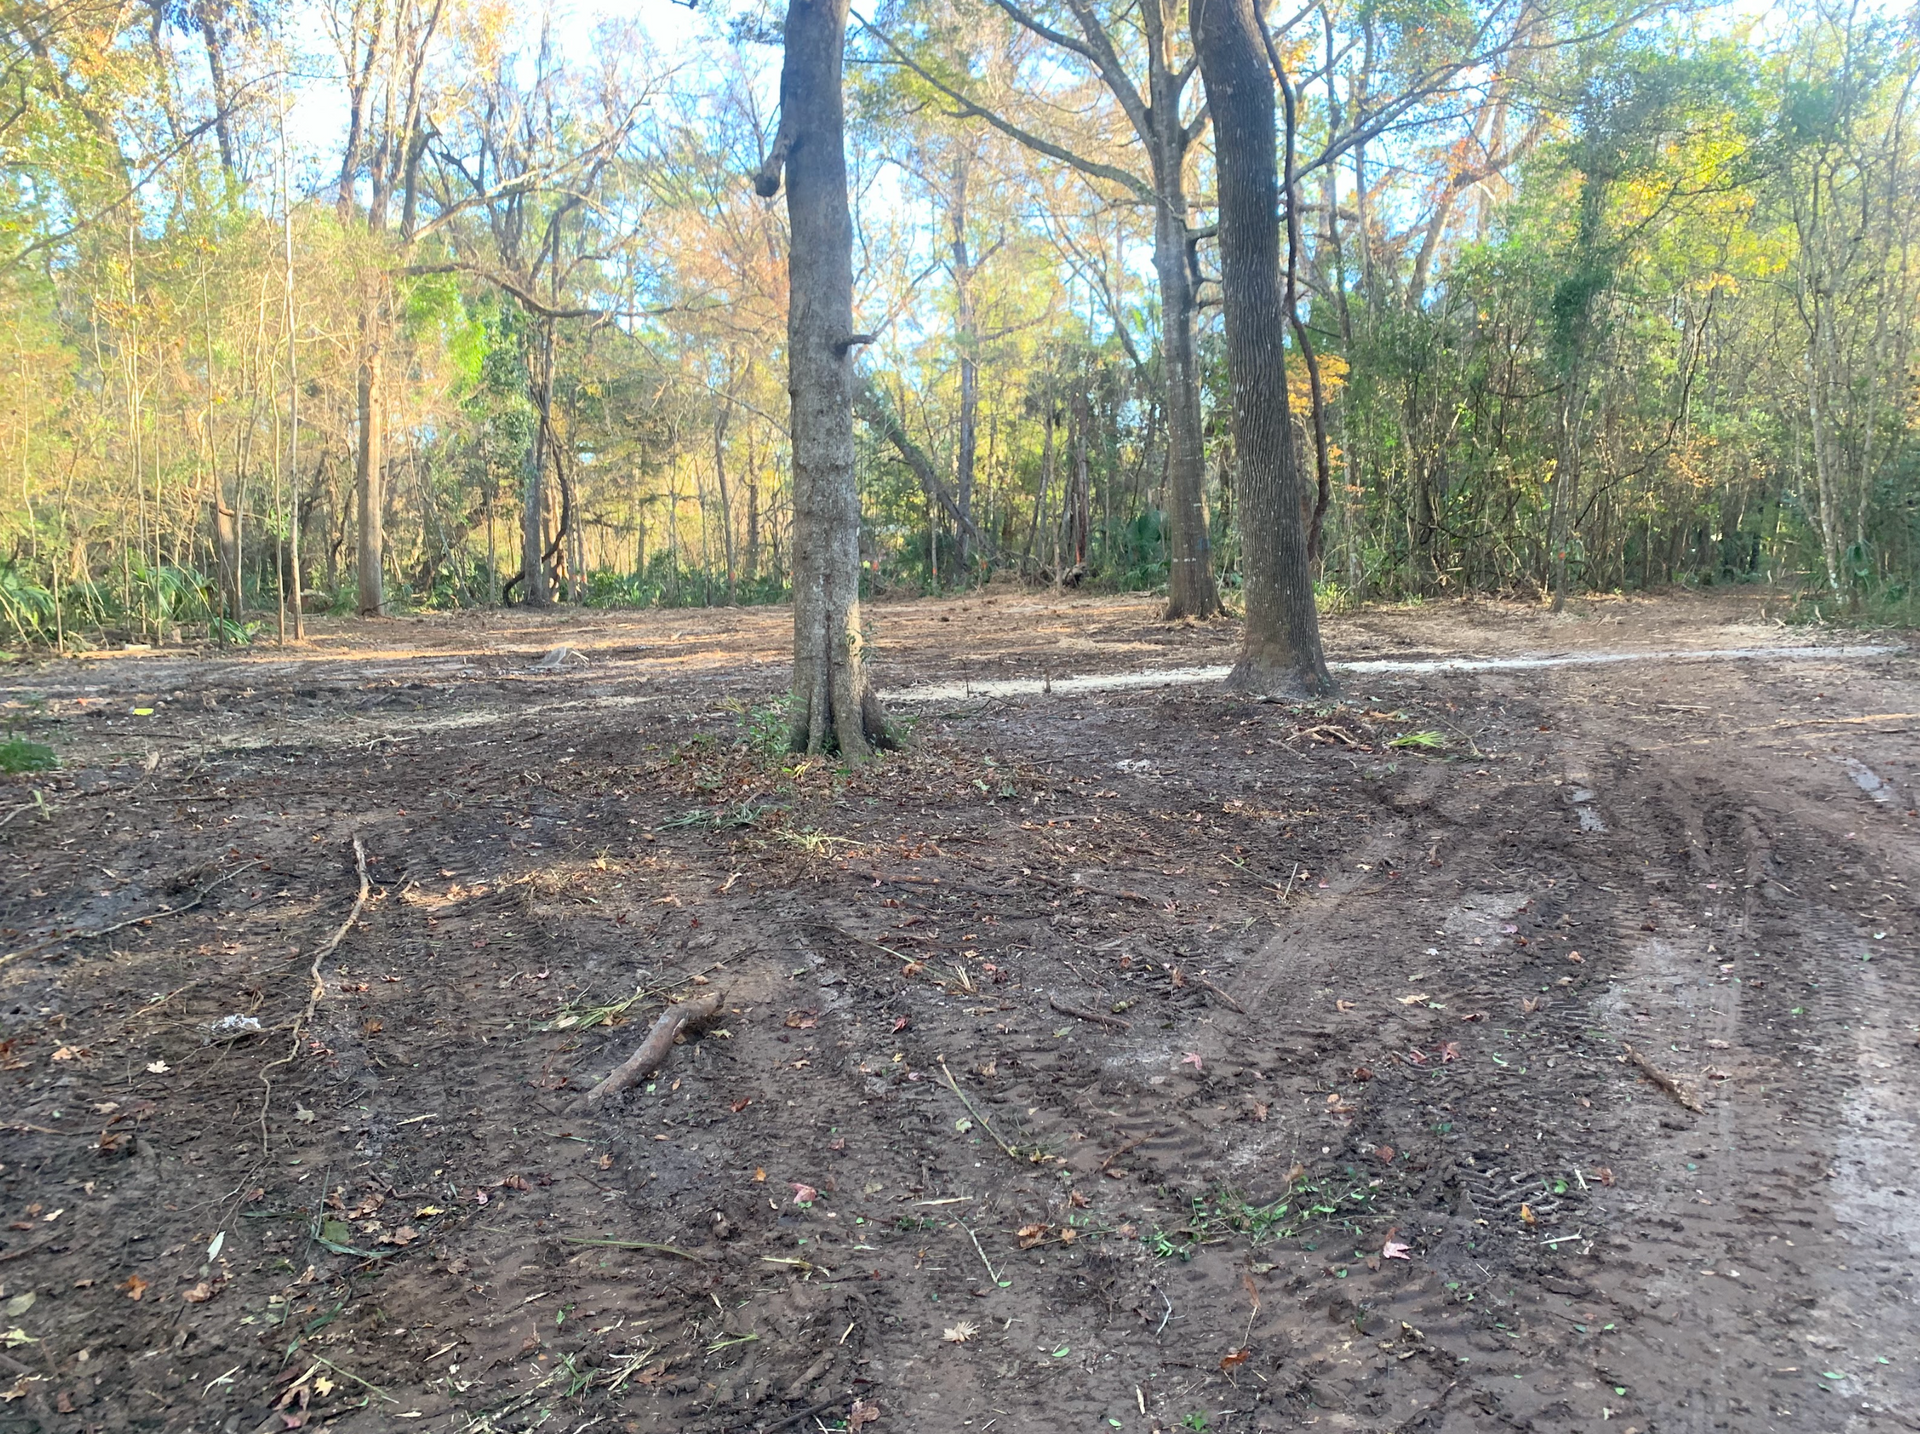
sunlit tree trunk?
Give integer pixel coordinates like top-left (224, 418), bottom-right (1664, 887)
top-left (354, 328), bottom-right (386, 615)
top-left (756, 0), bottom-right (888, 756)
top-left (1193, 0), bottom-right (1331, 696)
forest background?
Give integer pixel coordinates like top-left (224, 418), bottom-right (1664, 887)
top-left (0, 0), bottom-right (1915, 649)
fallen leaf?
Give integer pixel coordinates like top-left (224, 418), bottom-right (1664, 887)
top-left (1439, 1041), bottom-right (1461, 1062)
top-left (2, 1327), bottom-right (36, 1349)
top-left (294, 1106), bottom-right (316, 1123)
top-left (1016, 1224), bottom-right (1048, 1249)
top-left (790, 1183), bottom-right (818, 1205)
top-left (783, 1010), bottom-right (818, 1030)
top-left (1220, 1347), bottom-right (1251, 1371)
top-left (145, 1060), bottom-right (171, 1075)
top-left (1335, 999), bottom-right (1356, 1012)
top-left (1594, 1166), bottom-right (1615, 1186)
top-left (753, 1168), bottom-right (767, 1183)
top-left (1352, 1065), bottom-right (1374, 1081)
top-left (730, 1097), bottom-right (752, 1113)
top-left (1382, 1240), bottom-right (1412, 1260)
top-left (312, 1375), bottom-right (335, 1397)
top-left (847, 1399), bottom-right (881, 1428)
top-left (1567, 952), bottom-right (1584, 964)
top-left (386, 1225), bottom-right (421, 1246)
top-left (1179, 1052), bottom-right (1204, 1072)
top-left (1375, 1145), bottom-right (1395, 1163)
top-left (181, 1280), bottom-right (218, 1303)
top-left (1248, 1101), bottom-right (1269, 1122)
top-left (892, 1016), bottom-right (910, 1033)
top-left (1398, 992), bottom-right (1427, 1005)
top-left (1, 1295), bottom-right (31, 1318)
top-left (1520, 1203), bottom-right (1537, 1226)
top-left (1285, 1163), bottom-right (1307, 1184)
top-left (120, 1275), bottom-right (149, 1301)
top-left (362, 1018), bottom-right (383, 1036)
top-left (942, 1320), bottom-right (979, 1343)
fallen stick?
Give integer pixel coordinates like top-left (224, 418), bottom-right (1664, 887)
top-left (258, 837), bottom-right (371, 1154)
top-left (1048, 994), bottom-right (1131, 1032)
top-left (586, 991), bottom-right (724, 1106)
top-left (1622, 1043), bottom-right (1705, 1113)
top-left (938, 1059), bottom-right (1024, 1162)
top-left (754, 1393), bottom-right (853, 1434)
top-left (559, 1235), bottom-right (703, 1262)
top-left (0, 859), bottom-right (264, 971)
top-left (1196, 977), bottom-right (1246, 1014)
top-left (1099, 1129), bottom-right (1163, 1171)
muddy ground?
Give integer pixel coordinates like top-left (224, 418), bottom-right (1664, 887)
top-left (0, 589), bottom-right (1915, 1434)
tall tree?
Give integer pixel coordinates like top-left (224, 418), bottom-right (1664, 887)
top-left (874, 0), bottom-right (1223, 618)
top-left (1192, 0), bottom-right (1330, 695)
top-left (756, 0), bottom-right (891, 756)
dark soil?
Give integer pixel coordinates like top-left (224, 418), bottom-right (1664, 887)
top-left (1, 590), bottom-right (1915, 1434)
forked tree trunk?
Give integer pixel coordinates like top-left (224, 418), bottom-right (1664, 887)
top-left (755, 0), bottom-right (889, 757)
top-left (1192, 0), bottom-right (1332, 697)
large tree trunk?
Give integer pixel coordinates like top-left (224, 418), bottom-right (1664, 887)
top-left (1193, 0), bottom-right (1331, 696)
top-left (354, 324), bottom-right (386, 616)
top-left (756, 0), bottom-right (888, 757)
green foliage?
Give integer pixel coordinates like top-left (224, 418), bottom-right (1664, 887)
top-left (0, 737), bottom-right (58, 774)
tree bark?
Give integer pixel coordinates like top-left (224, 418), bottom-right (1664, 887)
top-left (1193, 0), bottom-right (1332, 697)
top-left (354, 324), bottom-right (386, 616)
top-left (1143, 2), bottom-right (1221, 621)
top-left (197, 0), bottom-right (237, 177)
top-left (1153, 193), bottom-right (1220, 617)
top-left (948, 156), bottom-right (980, 578)
top-left (520, 320), bottom-right (554, 607)
top-left (756, 0), bottom-right (889, 757)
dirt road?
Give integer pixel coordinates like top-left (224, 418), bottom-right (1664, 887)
top-left (0, 591), bottom-right (1914, 1433)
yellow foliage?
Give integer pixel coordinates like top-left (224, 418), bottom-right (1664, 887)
top-left (1288, 352), bottom-right (1349, 417)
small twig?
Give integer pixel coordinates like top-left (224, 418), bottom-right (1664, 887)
top-left (1196, 977), bottom-right (1246, 1014)
top-left (1622, 1043), bottom-right (1705, 1113)
top-left (0, 789), bottom-right (49, 828)
top-left (558, 1236), bottom-right (703, 1262)
top-left (818, 921), bottom-right (915, 962)
top-left (753, 1393), bottom-right (853, 1434)
top-left (0, 859), bottom-right (263, 970)
top-left (1151, 1281), bottom-right (1174, 1336)
top-left (585, 990), bottom-right (725, 1106)
top-left (1048, 994), bottom-right (1131, 1031)
top-left (70, 860), bottom-right (264, 940)
top-left (1099, 1129), bottom-right (1163, 1171)
top-left (304, 1353), bottom-right (397, 1404)
top-left (1277, 862), bottom-right (1302, 903)
top-left (259, 837), bottom-right (370, 1155)
top-left (961, 1223), bottom-right (1007, 1288)
top-left (938, 1059), bottom-right (1024, 1162)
